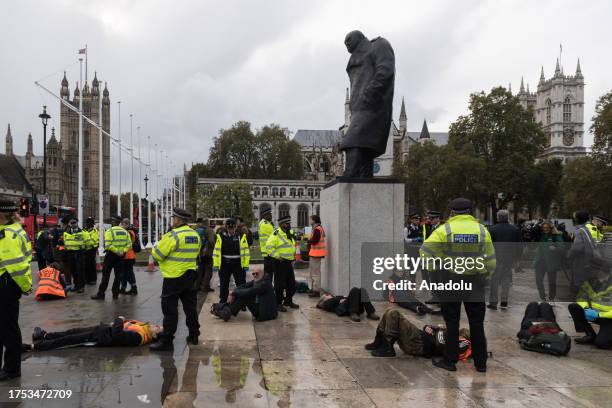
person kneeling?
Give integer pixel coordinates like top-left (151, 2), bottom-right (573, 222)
top-left (316, 287), bottom-right (379, 322)
top-left (28, 316), bottom-right (161, 351)
top-left (213, 267), bottom-right (278, 322)
top-left (365, 309), bottom-right (471, 364)
top-left (568, 258), bottom-right (612, 349)
top-left (35, 262), bottom-right (67, 301)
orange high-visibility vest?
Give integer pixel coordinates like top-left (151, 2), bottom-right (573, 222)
top-left (35, 267), bottom-right (66, 300)
top-left (309, 225), bottom-right (327, 258)
top-left (123, 320), bottom-right (152, 345)
top-left (124, 230), bottom-right (136, 260)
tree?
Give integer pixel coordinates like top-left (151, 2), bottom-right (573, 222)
top-left (186, 162), bottom-right (210, 216)
top-left (561, 157), bottom-right (612, 218)
top-left (591, 89), bottom-right (612, 165)
top-left (528, 159), bottom-right (563, 218)
top-left (197, 183), bottom-right (254, 225)
top-left (448, 87), bottom-right (546, 214)
top-left (256, 124), bottom-right (303, 179)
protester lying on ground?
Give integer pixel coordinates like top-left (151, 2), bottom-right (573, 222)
top-left (316, 287), bottom-right (379, 322)
top-left (35, 262), bottom-right (67, 301)
top-left (211, 267), bottom-right (278, 322)
top-left (25, 316), bottom-right (161, 351)
top-left (516, 301), bottom-right (571, 356)
top-left (384, 270), bottom-right (440, 315)
top-left (568, 257), bottom-right (612, 349)
top-left (365, 309), bottom-right (471, 358)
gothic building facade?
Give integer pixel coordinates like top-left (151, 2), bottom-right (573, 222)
top-left (516, 58), bottom-right (587, 162)
top-left (2, 72), bottom-right (111, 219)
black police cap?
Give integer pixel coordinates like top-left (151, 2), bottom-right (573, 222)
top-left (225, 218), bottom-right (236, 227)
top-left (409, 213), bottom-right (421, 219)
top-left (172, 207), bottom-right (191, 220)
top-left (448, 198), bottom-right (472, 213)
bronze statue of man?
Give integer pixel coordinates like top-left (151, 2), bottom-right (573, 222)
top-left (340, 30), bottom-right (395, 178)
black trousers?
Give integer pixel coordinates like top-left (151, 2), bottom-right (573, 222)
top-left (97, 252), bottom-right (124, 297)
top-left (121, 259), bottom-right (136, 289)
top-left (84, 248), bottom-right (97, 284)
top-left (36, 250), bottom-right (48, 271)
top-left (0, 274), bottom-right (22, 374)
top-left (263, 256), bottom-right (275, 280)
top-left (229, 296), bottom-right (259, 319)
top-left (523, 301), bottom-right (556, 323)
top-left (346, 287), bottom-right (376, 315)
top-left (568, 303), bottom-right (612, 349)
top-left (34, 327), bottom-right (97, 351)
top-left (535, 261), bottom-right (557, 300)
top-left (66, 250), bottom-right (85, 289)
top-left (196, 256), bottom-right (213, 290)
top-left (343, 147), bottom-right (376, 178)
top-left (161, 269), bottom-right (200, 340)
top-left (441, 302), bottom-right (487, 367)
top-left (274, 260), bottom-right (296, 305)
top-left (219, 260), bottom-right (246, 303)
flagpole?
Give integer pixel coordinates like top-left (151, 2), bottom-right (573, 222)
top-left (117, 101), bottom-right (122, 216)
top-left (85, 44), bottom-right (88, 83)
top-left (137, 126), bottom-right (143, 246)
top-left (147, 135), bottom-right (152, 248)
top-left (98, 77), bottom-right (105, 258)
top-left (129, 113), bottom-right (134, 225)
top-left (78, 57), bottom-right (84, 227)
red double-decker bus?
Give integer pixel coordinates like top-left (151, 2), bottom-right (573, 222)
top-left (20, 205), bottom-right (76, 242)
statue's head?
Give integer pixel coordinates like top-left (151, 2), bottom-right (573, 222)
top-left (344, 30), bottom-right (366, 54)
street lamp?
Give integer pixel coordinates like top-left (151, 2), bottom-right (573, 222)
top-left (144, 174), bottom-right (149, 244)
top-left (38, 105), bottom-right (51, 227)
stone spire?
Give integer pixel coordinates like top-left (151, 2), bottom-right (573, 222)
top-left (555, 58), bottom-right (561, 76)
top-left (575, 58), bottom-right (583, 78)
top-left (5, 124), bottom-right (13, 155)
top-left (50, 127), bottom-right (57, 142)
top-left (26, 133), bottom-right (33, 169)
top-left (399, 97), bottom-right (407, 133)
top-left (539, 66), bottom-right (545, 84)
top-left (61, 71), bottom-right (70, 99)
top-left (520, 77), bottom-right (525, 93)
top-left (92, 71), bottom-right (99, 97)
top-left (419, 119), bottom-right (430, 140)
top-left (73, 82), bottom-right (80, 105)
top-left (508, 82), bottom-right (512, 94)
top-left (526, 83), bottom-right (530, 93)
top-left (344, 87), bottom-right (351, 127)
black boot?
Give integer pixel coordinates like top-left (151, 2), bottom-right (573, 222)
top-left (128, 286), bottom-right (138, 295)
top-left (149, 337), bottom-right (174, 351)
top-left (0, 370), bottom-right (21, 381)
top-left (186, 333), bottom-right (199, 345)
top-left (32, 327), bottom-right (47, 342)
top-left (371, 337), bottom-right (396, 357)
top-left (432, 356), bottom-right (456, 371)
top-left (365, 332), bottom-right (383, 351)
top-left (91, 293), bottom-right (105, 300)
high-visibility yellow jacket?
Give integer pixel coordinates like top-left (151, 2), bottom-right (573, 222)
top-left (0, 221), bottom-right (32, 293)
top-left (84, 227), bottom-right (99, 249)
top-left (258, 219), bottom-right (274, 257)
top-left (63, 229), bottom-right (85, 251)
top-left (576, 278), bottom-right (612, 319)
top-left (586, 223), bottom-right (603, 243)
top-left (104, 226), bottom-right (132, 256)
top-left (265, 227), bottom-right (296, 261)
top-left (152, 224), bottom-right (200, 278)
top-left (420, 214), bottom-right (496, 275)
top-left (212, 233), bottom-right (250, 271)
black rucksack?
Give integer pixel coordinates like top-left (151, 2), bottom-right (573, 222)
top-left (518, 322), bottom-right (571, 356)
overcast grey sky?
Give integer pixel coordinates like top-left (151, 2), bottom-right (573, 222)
top-left (1, 0), bottom-right (611, 183)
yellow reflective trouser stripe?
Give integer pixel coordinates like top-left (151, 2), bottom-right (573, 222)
top-left (175, 248), bottom-right (199, 253)
top-left (165, 256), bottom-right (197, 262)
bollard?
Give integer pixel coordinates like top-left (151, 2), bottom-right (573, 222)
top-left (295, 241), bottom-right (301, 262)
top-left (147, 249), bottom-right (155, 272)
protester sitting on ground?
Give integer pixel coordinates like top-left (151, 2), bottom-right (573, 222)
top-left (365, 309), bottom-right (471, 359)
top-left (384, 270), bottom-right (440, 315)
top-left (212, 267), bottom-right (277, 322)
top-left (35, 262), bottom-right (67, 301)
top-left (517, 301), bottom-right (571, 356)
top-left (316, 287), bottom-right (379, 322)
top-left (568, 257), bottom-right (612, 349)
top-left (26, 316), bottom-right (161, 351)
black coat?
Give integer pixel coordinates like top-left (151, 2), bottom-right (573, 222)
top-left (232, 278), bottom-right (278, 322)
top-left (341, 35), bottom-right (395, 156)
top-left (489, 222), bottom-right (522, 265)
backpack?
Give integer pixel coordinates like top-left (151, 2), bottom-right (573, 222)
top-left (518, 322), bottom-right (571, 356)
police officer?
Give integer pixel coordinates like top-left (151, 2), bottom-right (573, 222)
top-left (0, 199), bottom-right (32, 381)
top-left (265, 215), bottom-right (298, 312)
top-left (404, 213), bottom-right (423, 244)
top-left (63, 218), bottom-right (85, 293)
top-left (213, 218), bottom-right (250, 304)
top-left (83, 217), bottom-right (99, 285)
top-left (150, 208), bottom-right (201, 351)
top-left (420, 198), bottom-right (496, 373)
top-left (91, 215), bottom-right (131, 300)
top-left (587, 215), bottom-right (608, 243)
top-left (258, 208), bottom-right (275, 278)
top-left (424, 211), bottom-right (442, 239)
top-left (35, 228), bottom-right (51, 270)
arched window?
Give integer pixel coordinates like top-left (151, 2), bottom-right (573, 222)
top-left (253, 187), bottom-right (260, 197)
top-left (297, 204), bottom-right (309, 228)
top-left (545, 99), bottom-right (552, 125)
top-left (262, 187), bottom-right (268, 197)
top-left (289, 188), bottom-right (296, 197)
top-left (278, 204), bottom-right (290, 222)
top-left (259, 203), bottom-right (272, 218)
top-left (272, 187), bottom-right (278, 197)
top-left (315, 188), bottom-right (321, 198)
top-left (84, 167), bottom-right (89, 188)
top-left (84, 130), bottom-right (90, 150)
top-left (315, 205), bottom-right (320, 216)
top-left (307, 188), bottom-right (314, 198)
top-left (297, 188), bottom-right (304, 197)
top-left (563, 97), bottom-right (572, 122)
top-left (279, 188), bottom-right (286, 198)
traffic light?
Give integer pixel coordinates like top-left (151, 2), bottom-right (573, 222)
top-left (19, 198), bottom-right (29, 217)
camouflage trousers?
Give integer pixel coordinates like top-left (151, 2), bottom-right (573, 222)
top-left (377, 309), bottom-right (424, 356)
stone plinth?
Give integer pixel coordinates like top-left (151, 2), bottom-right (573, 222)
top-left (320, 178), bottom-right (405, 296)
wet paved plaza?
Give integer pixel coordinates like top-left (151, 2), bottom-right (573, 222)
top-left (1, 265), bottom-right (611, 407)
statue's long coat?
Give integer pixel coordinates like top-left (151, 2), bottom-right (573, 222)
top-left (340, 36), bottom-right (395, 156)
